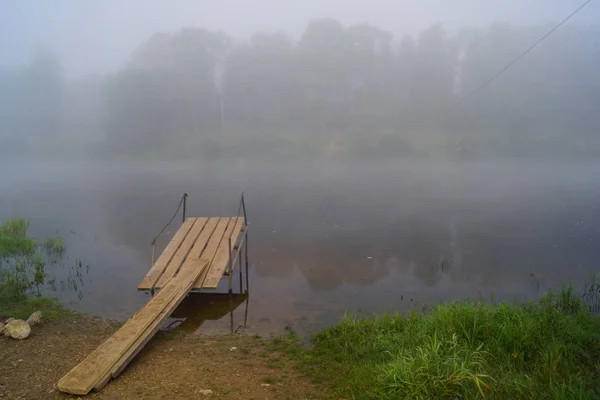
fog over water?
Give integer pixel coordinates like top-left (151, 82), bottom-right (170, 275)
top-left (1, 160), bottom-right (599, 335)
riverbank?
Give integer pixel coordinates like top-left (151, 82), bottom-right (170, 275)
top-left (1, 308), bottom-right (323, 400)
top-left (3, 288), bottom-right (600, 399)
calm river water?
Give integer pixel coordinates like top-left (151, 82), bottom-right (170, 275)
top-left (1, 160), bottom-right (599, 336)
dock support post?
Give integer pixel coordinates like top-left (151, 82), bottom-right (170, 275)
top-left (228, 237), bottom-right (233, 294)
top-left (229, 296), bottom-right (234, 334)
top-left (244, 232), bottom-right (249, 294)
top-left (239, 238), bottom-right (243, 294)
top-left (243, 295), bottom-right (249, 328)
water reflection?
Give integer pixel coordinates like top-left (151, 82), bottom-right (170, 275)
top-left (167, 293), bottom-right (249, 334)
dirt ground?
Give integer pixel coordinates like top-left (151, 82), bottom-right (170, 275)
top-left (0, 315), bottom-right (326, 400)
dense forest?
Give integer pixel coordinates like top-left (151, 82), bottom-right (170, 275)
top-left (1, 19), bottom-right (599, 159)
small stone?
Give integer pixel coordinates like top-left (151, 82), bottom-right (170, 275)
top-left (198, 389), bottom-right (213, 396)
top-left (3, 320), bottom-right (31, 340)
top-left (26, 311), bottom-right (42, 326)
top-left (229, 346), bottom-right (237, 351)
top-left (261, 383), bottom-right (271, 387)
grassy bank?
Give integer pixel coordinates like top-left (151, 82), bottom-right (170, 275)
top-left (278, 288), bottom-right (600, 399)
top-left (0, 218), bottom-right (72, 321)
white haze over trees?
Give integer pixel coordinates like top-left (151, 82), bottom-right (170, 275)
top-left (1, 0), bottom-right (599, 159)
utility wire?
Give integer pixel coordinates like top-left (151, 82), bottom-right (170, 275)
top-left (466, 0), bottom-right (593, 98)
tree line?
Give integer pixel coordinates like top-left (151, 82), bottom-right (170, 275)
top-left (2, 19), bottom-right (600, 159)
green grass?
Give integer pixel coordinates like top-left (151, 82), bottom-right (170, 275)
top-left (2, 295), bottom-right (72, 321)
top-left (0, 218), bottom-right (73, 320)
top-left (279, 289), bottom-right (600, 399)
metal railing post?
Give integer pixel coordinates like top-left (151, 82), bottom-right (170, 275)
top-left (150, 243), bottom-right (156, 296)
top-left (182, 193), bottom-right (188, 223)
top-left (151, 243), bottom-right (156, 266)
top-left (241, 192), bottom-right (247, 224)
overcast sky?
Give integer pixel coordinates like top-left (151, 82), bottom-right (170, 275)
top-left (1, 0), bottom-right (598, 77)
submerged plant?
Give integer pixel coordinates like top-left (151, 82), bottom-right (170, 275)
top-left (0, 218), bottom-right (87, 318)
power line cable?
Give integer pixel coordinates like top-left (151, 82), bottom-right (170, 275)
top-left (466, 0), bottom-right (593, 98)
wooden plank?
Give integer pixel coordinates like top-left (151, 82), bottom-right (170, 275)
top-left (154, 217), bottom-right (222, 289)
top-left (114, 260), bottom-right (208, 377)
top-left (189, 217), bottom-right (231, 288)
top-left (57, 289), bottom-right (180, 395)
top-left (198, 217), bottom-right (245, 289)
top-left (137, 218), bottom-right (196, 290)
top-left (94, 259), bottom-right (210, 390)
top-left (153, 218), bottom-right (208, 288)
top-left (193, 261), bottom-right (211, 291)
top-left (191, 218), bottom-right (243, 290)
top-left (57, 261), bottom-right (206, 395)
top-left (188, 217), bottom-right (221, 259)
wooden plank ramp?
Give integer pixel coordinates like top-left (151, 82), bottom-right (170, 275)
top-left (57, 259), bottom-right (209, 395)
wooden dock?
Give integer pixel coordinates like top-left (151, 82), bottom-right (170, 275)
top-left (138, 216), bottom-right (246, 291)
top-left (57, 195), bottom-right (249, 395)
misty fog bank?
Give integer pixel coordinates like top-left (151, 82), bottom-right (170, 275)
top-left (1, 19), bottom-right (599, 161)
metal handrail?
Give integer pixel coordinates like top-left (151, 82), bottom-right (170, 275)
top-left (228, 192), bottom-right (247, 241)
top-left (151, 193), bottom-right (188, 266)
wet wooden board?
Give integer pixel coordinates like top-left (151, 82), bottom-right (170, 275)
top-left (137, 218), bottom-right (196, 290)
top-left (57, 261), bottom-right (206, 395)
top-left (190, 217), bottom-right (239, 289)
top-left (153, 217), bottom-right (208, 288)
top-left (199, 217), bottom-right (245, 289)
top-left (95, 259), bottom-right (210, 390)
top-left (139, 216), bottom-right (246, 291)
top-left (154, 217), bottom-right (220, 289)
top-left (156, 217), bottom-right (230, 289)
top-left (154, 217), bottom-right (230, 290)
top-left (187, 217), bottom-right (222, 259)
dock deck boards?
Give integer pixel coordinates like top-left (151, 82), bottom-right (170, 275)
top-left (137, 218), bottom-right (195, 290)
top-left (137, 216), bottom-right (246, 291)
